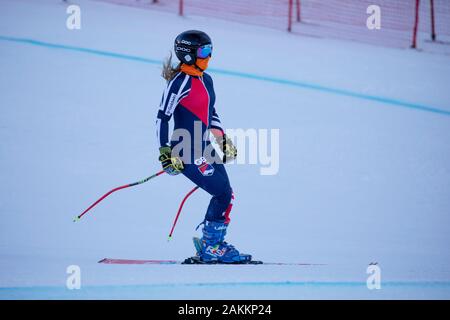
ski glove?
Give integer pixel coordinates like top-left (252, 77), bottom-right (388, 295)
top-left (217, 134), bottom-right (237, 163)
top-left (159, 146), bottom-right (184, 176)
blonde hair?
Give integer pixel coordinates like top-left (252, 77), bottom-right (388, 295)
top-left (161, 52), bottom-right (181, 81)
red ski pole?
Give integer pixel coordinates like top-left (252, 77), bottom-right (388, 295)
top-left (168, 186), bottom-right (200, 240)
top-left (73, 170), bottom-right (165, 222)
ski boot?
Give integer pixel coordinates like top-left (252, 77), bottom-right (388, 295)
top-left (194, 220), bottom-right (252, 264)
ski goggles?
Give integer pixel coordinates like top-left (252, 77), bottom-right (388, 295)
top-left (197, 44), bottom-right (213, 59)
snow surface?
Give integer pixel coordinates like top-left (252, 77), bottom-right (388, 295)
top-left (0, 0), bottom-right (450, 299)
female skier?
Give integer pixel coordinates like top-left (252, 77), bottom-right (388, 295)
top-left (156, 30), bottom-right (251, 263)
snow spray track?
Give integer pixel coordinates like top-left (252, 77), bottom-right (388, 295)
top-left (1, 35), bottom-right (450, 117)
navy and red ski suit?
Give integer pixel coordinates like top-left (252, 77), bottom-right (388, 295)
top-left (156, 72), bottom-right (233, 223)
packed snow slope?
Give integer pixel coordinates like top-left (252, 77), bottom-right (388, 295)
top-left (0, 0), bottom-right (449, 299)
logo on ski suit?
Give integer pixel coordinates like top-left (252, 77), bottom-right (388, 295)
top-left (195, 157), bottom-right (215, 176)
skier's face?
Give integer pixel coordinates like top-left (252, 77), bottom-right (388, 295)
top-left (196, 57), bottom-right (210, 70)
